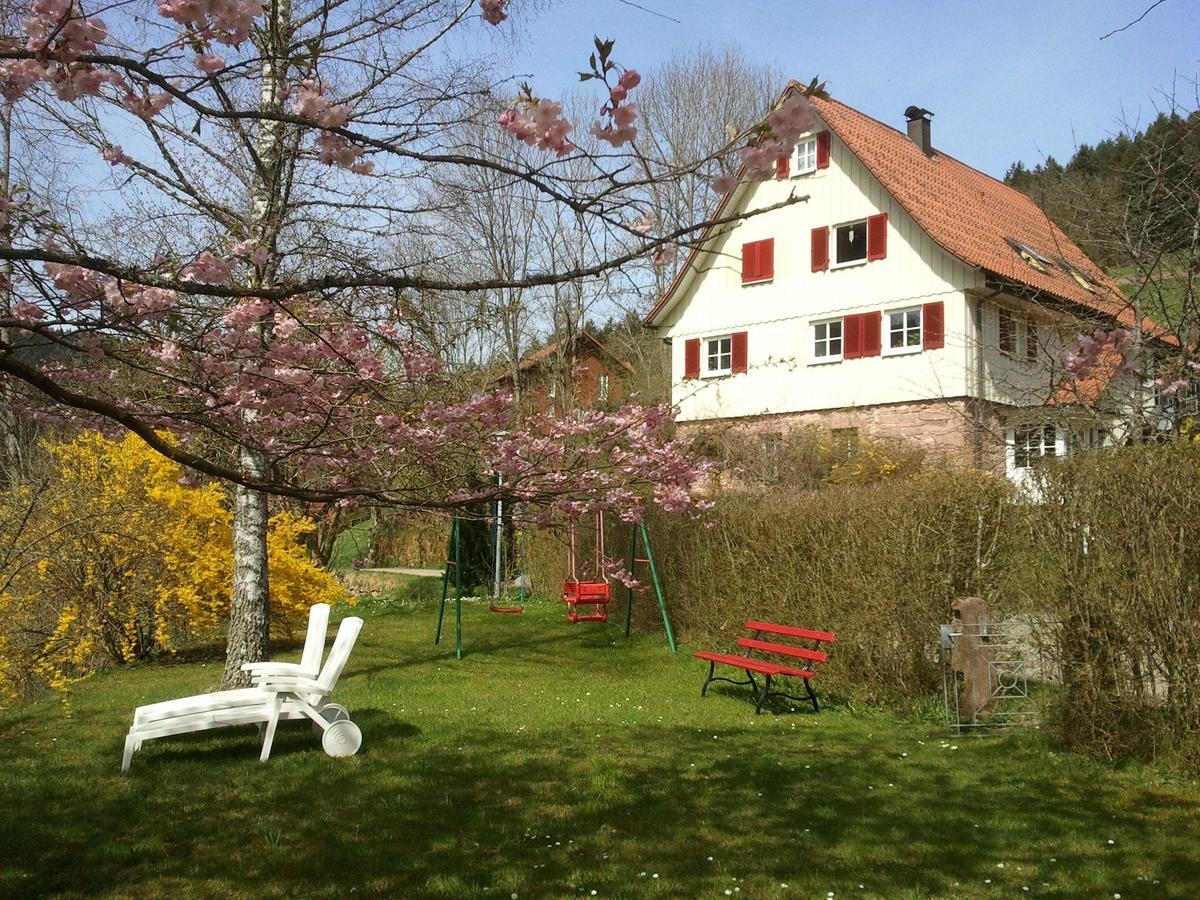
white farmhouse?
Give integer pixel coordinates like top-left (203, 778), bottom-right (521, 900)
top-left (645, 82), bottom-right (1164, 480)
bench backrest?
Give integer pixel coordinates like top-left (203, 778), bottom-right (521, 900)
top-left (740, 620), bottom-right (835, 669)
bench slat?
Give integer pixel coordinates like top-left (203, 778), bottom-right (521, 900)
top-left (693, 651), bottom-right (815, 680)
top-left (737, 637), bottom-right (828, 663)
top-left (744, 620), bottom-right (836, 643)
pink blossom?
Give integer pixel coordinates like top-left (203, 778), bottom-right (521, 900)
top-left (12, 301), bottom-right (45, 321)
top-left (499, 100), bottom-right (574, 157)
top-left (292, 79), bottom-right (350, 128)
top-left (272, 313), bottom-right (299, 339)
top-left (651, 244), bottom-right (676, 268)
top-left (101, 145), bottom-right (132, 166)
top-left (224, 298), bottom-right (273, 326)
top-left (124, 90), bottom-right (173, 119)
top-left (631, 211), bottom-right (654, 235)
top-left (479, 0), bottom-right (507, 25)
top-left (157, 0), bottom-right (261, 46)
top-left (181, 251), bottom-right (233, 283)
top-left (618, 69), bottom-right (641, 90)
top-left (0, 59), bottom-right (47, 101)
top-left (194, 53), bottom-right (225, 74)
top-left (710, 173), bottom-right (738, 193)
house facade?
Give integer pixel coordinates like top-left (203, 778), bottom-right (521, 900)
top-left (646, 84), bottom-right (1160, 481)
top-left (499, 331), bottom-right (634, 416)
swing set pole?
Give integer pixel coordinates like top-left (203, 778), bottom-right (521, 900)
top-left (625, 521), bottom-right (676, 653)
top-left (434, 517), bottom-right (464, 659)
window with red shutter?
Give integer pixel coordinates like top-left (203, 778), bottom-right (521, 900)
top-left (811, 227), bottom-right (829, 272)
top-left (923, 301), bottom-right (945, 350)
top-left (683, 338), bottom-right (700, 379)
top-left (816, 131), bottom-right (831, 169)
top-left (867, 213), bottom-right (888, 261)
top-left (731, 331), bottom-right (748, 373)
top-left (775, 155), bottom-right (789, 179)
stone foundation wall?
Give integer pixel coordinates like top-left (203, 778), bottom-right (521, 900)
top-left (679, 397), bottom-right (1007, 474)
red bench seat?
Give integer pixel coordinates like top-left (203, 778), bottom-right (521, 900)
top-left (692, 651), bottom-right (816, 680)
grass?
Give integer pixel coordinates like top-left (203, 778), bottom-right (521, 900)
top-left (327, 513), bottom-right (376, 571)
top-left (2, 598), bottom-right (1199, 898)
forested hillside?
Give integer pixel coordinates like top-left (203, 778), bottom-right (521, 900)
top-left (1004, 107), bottom-right (1198, 337)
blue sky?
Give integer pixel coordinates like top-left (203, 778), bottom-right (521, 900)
top-left (492, 0), bottom-right (1198, 177)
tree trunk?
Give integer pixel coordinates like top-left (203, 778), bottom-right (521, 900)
top-left (222, 446), bottom-right (271, 686)
top-left (219, 0), bottom-right (290, 686)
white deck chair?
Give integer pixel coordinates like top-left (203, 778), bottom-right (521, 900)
top-left (242, 602), bottom-right (330, 681)
top-left (121, 616), bottom-right (364, 771)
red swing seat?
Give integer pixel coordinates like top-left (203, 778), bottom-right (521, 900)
top-left (562, 580), bottom-right (611, 623)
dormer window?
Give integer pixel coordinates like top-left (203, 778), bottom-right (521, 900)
top-left (1057, 259), bottom-right (1095, 292)
top-left (1004, 237), bottom-right (1052, 273)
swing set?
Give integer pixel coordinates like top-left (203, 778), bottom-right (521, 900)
top-left (434, 500), bottom-right (675, 659)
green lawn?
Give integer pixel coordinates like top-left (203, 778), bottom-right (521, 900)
top-left (2, 597), bottom-right (1198, 898)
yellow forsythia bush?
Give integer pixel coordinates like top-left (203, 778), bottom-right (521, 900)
top-left (0, 431), bottom-right (350, 699)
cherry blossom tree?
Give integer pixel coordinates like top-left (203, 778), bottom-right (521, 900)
top-left (0, 0), bottom-right (818, 683)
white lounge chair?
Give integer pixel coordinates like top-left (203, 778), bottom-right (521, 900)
top-left (242, 602), bottom-right (330, 681)
top-left (121, 616), bottom-right (364, 771)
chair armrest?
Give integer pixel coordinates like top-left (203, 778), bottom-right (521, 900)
top-left (242, 662), bottom-right (309, 675)
top-left (250, 673), bottom-right (324, 694)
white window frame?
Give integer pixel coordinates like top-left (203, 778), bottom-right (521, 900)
top-left (791, 136), bottom-right (818, 177)
top-left (882, 306), bottom-right (923, 356)
top-left (1006, 424), bottom-right (1066, 472)
top-left (702, 334), bottom-right (733, 378)
top-left (811, 317), bottom-right (843, 364)
top-left (597, 373), bottom-right (609, 402)
top-left (831, 219), bottom-right (869, 269)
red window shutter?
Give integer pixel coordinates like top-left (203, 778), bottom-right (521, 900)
top-left (683, 338), bottom-right (700, 379)
top-left (811, 226), bottom-right (829, 272)
top-left (741, 241), bottom-right (757, 283)
top-left (843, 313), bottom-right (863, 359)
top-left (731, 331), bottom-right (748, 374)
top-left (861, 311), bottom-right (881, 357)
top-left (923, 301), bottom-right (945, 350)
top-left (775, 154), bottom-right (789, 179)
top-left (742, 239), bottom-right (774, 283)
top-left (816, 131), bottom-right (831, 169)
top-left (867, 213), bottom-right (888, 261)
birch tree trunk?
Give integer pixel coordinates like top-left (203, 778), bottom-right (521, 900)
top-left (222, 446), bottom-right (272, 685)
top-left (220, 0), bottom-right (291, 687)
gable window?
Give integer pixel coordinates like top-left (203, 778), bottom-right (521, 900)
top-left (793, 137), bottom-right (818, 176)
top-left (1011, 425), bottom-right (1058, 469)
top-left (704, 335), bottom-right (733, 376)
top-left (812, 318), bottom-right (843, 362)
top-left (741, 238), bottom-right (774, 285)
top-left (998, 306), bottom-right (1016, 355)
top-left (884, 307), bottom-right (922, 354)
top-left (597, 373), bottom-right (609, 402)
top-left (834, 220), bottom-right (868, 266)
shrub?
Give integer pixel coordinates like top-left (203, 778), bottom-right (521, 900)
top-left (1030, 444), bottom-right (1200, 767)
top-left (0, 431), bottom-right (351, 699)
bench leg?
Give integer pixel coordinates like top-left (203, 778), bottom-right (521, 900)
top-left (754, 674), bottom-right (773, 715)
top-left (701, 660), bottom-right (716, 697)
top-left (804, 677), bottom-right (819, 713)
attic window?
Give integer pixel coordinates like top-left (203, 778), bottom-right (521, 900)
top-left (1057, 259), bottom-right (1096, 293)
top-left (1004, 237), bottom-right (1052, 273)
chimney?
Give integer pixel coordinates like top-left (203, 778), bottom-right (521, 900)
top-left (904, 105), bottom-right (934, 157)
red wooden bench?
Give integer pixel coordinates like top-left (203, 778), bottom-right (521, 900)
top-left (694, 620), bottom-right (836, 714)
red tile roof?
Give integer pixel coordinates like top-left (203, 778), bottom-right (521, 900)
top-left (647, 82), bottom-right (1165, 341)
